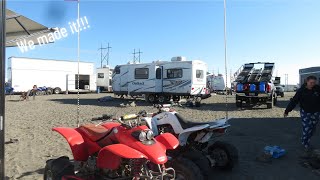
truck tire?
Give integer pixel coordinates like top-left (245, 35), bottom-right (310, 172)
top-left (236, 101), bottom-right (242, 108)
top-left (53, 87), bottom-right (61, 94)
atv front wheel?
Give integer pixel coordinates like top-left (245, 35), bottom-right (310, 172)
top-left (208, 141), bottom-right (238, 171)
top-left (167, 157), bottom-right (204, 180)
top-left (44, 156), bottom-right (75, 180)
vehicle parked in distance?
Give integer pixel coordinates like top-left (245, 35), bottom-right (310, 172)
top-left (97, 66), bottom-right (113, 92)
top-left (207, 73), bottom-right (225, 93)
top-left (275, 86), bottom-right (284, 97)
top-left (233, 62), bottom-right (277, 109)
top-left (112, 56), bottom-right (207, 103)
top-left (7, 57), bottom-right (97, 94)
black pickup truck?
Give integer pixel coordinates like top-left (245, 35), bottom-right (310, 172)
top-left (234, 62), bottom-right (277, 109)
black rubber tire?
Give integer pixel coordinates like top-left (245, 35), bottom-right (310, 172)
top-left (53, 87), bottom-right (61, 94)
top-left (167, 157), bottom-right (204, 180)
top-left (273, 95), bottom-right (278, 105)
top-left (236, 101), bottom-right (242, 108)
top-left (208, 141), bottom-right (239, 171)
top-left (158, 95), bottom-right (167, 103)
top-left (147, 94), bottom-right (156, 103)
top-left (43, 156), bottom-right (75, 180)
top-left (281, 93), bottom-right (284, 98)
top-left (181, 150), bottom-right (211, 178)
top-left (46, 88), bottom-right (53, 95)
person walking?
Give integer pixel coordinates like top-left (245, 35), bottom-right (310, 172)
top-left (32, 85), bottom-right (38, 100)
top-left (284, 76), bottom-right (320, 157)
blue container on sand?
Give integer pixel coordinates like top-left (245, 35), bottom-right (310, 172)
top-left (250, 84), bottom-right (256, 92)
top-left (237, 83), bottom-right (243, 92)
top-left (264, 146), bottom-right (286, 158)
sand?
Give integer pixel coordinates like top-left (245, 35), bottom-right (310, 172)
top-left (4, 92), bottom-right (320, 179)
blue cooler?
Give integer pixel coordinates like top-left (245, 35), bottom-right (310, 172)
top-left (250, 84), bottom-right (256, 92)
top-left (236, 83), bottom-right (243, 92)
top-left (259, 82), bottom-right (266, 92)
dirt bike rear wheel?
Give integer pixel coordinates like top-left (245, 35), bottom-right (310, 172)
top-left (167, 157), bottom-right (204, 180)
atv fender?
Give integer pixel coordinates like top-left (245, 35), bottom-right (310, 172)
top-left (97, 144), bottom-right (147, 170)
top-left (178, 124), bottom-right (209, 146)
top-left (53, 127), bottom-right (88, 161)
top-left (155, 133), bottom-right (179, 150)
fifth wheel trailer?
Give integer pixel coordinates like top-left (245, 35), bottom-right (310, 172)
top-left (112, 56), bottom-right (208, 103)
top-left (7, 57), bottom-right (97, 94)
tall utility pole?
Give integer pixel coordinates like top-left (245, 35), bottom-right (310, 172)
top-left (98, 42), bottom-right (112, 68)
top-left (132, 48), bottom-right (142, 63)
top-left (137, 49), bottom-right (142, 63)
top-left (0, 1), bottom-right (5, 179)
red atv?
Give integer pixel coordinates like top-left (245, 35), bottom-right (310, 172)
top-left (44, 114), bottom-right (203, 180)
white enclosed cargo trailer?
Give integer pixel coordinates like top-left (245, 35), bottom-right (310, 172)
top-left (112, 56), bottom-right (207, 103)
top-left (207, 73), bottom-right (225, 92)
top-left (7, 57), bottom-right (97, 93)
top-left (96, 66), bottom-right (113, 92)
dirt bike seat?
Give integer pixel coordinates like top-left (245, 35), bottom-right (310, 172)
top-left (78, 124), bottom-right (112, 142)
top-left (174, 114), bottom-right (209, 129)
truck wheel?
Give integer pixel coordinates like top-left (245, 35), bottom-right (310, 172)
top-left (158, 95), bottom-right (167, 103)
top-left (281, 93), bottom-right (284, 98)
top-left (236, 101), bottom-right (242, 108)
top-left (208, 141), bottom-right (239, 171)
top-left (53, 88), bottom-right (61, 94)
top-left (44, 156), bottom-right (75, 180)
top-left (167, 157), bottom-right (204, 180)
top-left (273, 95), bottom-right (278, 105)
top-left (147, 94), bottom-right (156, 103)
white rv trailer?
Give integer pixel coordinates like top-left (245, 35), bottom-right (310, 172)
top-left (96, 66), bottom-right (113, 92)
top-left (7, 57), bottom-right (97, 94)
top-left (207, 73), bottom-right (225, 92)
top-left (112, 56), bottom-right (207, 103)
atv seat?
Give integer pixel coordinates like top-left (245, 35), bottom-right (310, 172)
top-left (79, 124), bottom-right (112, 142)
top-left (174, 114), bottom-right (210, 129)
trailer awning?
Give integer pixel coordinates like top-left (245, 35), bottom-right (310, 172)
top-left (5, 9), bottom-right (56, 47)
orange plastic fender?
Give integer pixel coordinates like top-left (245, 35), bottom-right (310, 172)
top-left (97, 144), bottom-right (147, 170)
top-left (155, 133), bottom-right (179, 150)
top-left (53, 127), bottom-right (89, 161)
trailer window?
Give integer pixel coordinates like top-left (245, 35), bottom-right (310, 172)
top-left (196, 70), bottom-right (204, 79)
top-left (135, 68), bottom-right (149, 79)
top-left (167, 69), bottom-right (183, 79)
top-left (156, 68), bottom-right (162, 79)
top-left (98, 73), bottom-right (104, 78)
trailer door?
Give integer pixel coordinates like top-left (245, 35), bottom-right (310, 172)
top-left (155, 67), bottom-right (163, 93)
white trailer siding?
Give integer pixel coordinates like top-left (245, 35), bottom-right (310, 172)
top-left (112, 59), bottom-right (207, 97)
top-left (8, 57), bottom-right (96, 93)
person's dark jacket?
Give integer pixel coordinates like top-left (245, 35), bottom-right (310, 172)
top-left (285, 84), bottom-right (320, 113)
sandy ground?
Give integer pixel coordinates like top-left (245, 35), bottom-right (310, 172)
top-left (3, 92), bottom-right (320, 179)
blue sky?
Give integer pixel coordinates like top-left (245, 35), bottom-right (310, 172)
top-left (6, 0), bottom-right (320, 84)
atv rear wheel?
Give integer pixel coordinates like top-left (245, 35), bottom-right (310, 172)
top-left (181, 150), bottom-right (210, 178)
top-left (44, 156), bottom-right (75, 180)
top-left (208, 141), bottom-right (238, 171)
top-left (167, 157), bottom-right (204, 180)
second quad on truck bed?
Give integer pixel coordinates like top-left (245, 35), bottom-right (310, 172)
top-left (233, 62), bottom-right (277, 109)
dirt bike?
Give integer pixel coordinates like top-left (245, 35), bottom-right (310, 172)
top-left (139, 104), bottom-right (239, 177)
top-left (44, 112), bottom-right (203, 180)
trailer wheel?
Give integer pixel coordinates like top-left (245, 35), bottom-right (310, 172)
top-left (53, 87), bottom-right (61, 94)
top-left (158, 95), bottom-right (167, 103)
top-left (147, 94), bottom-right (156, 103)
